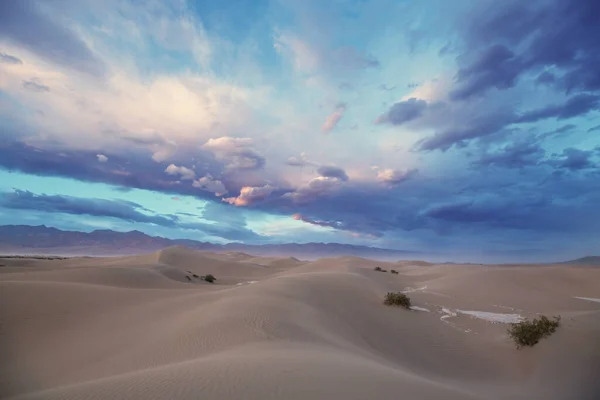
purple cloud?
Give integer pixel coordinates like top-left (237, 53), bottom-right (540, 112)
top-left (317, 165), bottom-right (349, 181)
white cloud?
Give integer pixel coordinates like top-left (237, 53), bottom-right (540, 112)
top-left (203, 137), bottom-right (265, 170)
top-left (96, 154), bottom-right (108, 162)
top-left (192, 174), bottom-right (228, 196)
top-left (165, 164), bottom-right (195, 180)
top-left (376, 168), bottom-right (417, 184)
top-left (0, 40), bottom-right (257, 156)
top-left (223, 185), bottom-right (275, 206)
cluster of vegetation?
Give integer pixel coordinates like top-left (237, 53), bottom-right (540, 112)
top-left (374, 266), bottom-right (400, 275)
top-left (383, 292), bottom-right (412, 309)
top-left (186, 273), bottom-right (217, 284)
top-left (507, 315), bottom-right (561, 348)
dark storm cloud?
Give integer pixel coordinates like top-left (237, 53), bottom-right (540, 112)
top-left (399, 92), bottom-right (598, 152)
top-left (0, 141), bottom-right (230, 201)
top-left (416, 110), bottom-right (513, 152)
top-left (515, 94), bottom-right (599, 123)
top-left (453, 0), bottom-right (600, 99)
top-left (450, 44), bottom-right (523, 100)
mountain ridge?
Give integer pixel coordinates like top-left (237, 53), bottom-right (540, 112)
top-left (0, 225), bottom-right (421, 260)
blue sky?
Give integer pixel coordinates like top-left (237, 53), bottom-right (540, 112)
top-left (0, 0), bottom-right (599, 261)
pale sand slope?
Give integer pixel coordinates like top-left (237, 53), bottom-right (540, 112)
top-left (1, 247), bottom-right (599, 400)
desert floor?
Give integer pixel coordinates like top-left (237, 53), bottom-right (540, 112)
top-left (1, 246), bottom-right (599, 399)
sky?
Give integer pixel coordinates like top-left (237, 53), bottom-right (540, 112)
top-left (0, 0), bottom-right (599, 262)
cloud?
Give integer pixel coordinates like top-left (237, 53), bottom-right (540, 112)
top-left (417, 110), bottom-right (513, 151)
top-left (292, 213), bottom-right (343, 229)
top-left (165, 164), bottom-right (195, 180)
top-left (409, 93), bottom-right (598, 152)
top-left (421, 198), bottom-right (538, 229)
top-left (450, 44), bottom-right (522, 100)
top-left (376, 168), bottom-right (417, 184)
top-left (223, 185), bottom-right (275, 206)
top-left (454, 0), bottom-right (600, 98)
top-left (316, 165), bottom-right (349, 181)
top-left (376, 98), bottom-right (428, 125)
top-left (0, 52), bottom-right (22, 64)
top-left (322, 103), bottom-right (347, 133)
top-left (548, 148), bottom-right (596, 171)
top-left (282, 177), bottom-right (342, 204)
top-left (96, 154), bottom-right (108, 163)
top-left (192, 174), bottom-right (228, 196)
top-left (0, 189), bottom-right (177, 226)
top-left (588, 125), bottom-right (600, 133)
top-left (515, 94), bottom-right (600, 123)
top-left (0, 1), bottom-right (106, 77)
top-left (286, 152), bottom-right (317, 167)
top-left (535, 71), bottom-right (555, 85)
top-left (474, 140), bottom-right (545, 169)
top-left (203, 137), bottom-right (265, 170)
top-left (0, 142), bottom-right (232, 202)
top-left (22, 78), bottom-right (49, 92)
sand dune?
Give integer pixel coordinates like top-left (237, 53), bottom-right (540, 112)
top-left (1, 248), bottom-right (599, 399)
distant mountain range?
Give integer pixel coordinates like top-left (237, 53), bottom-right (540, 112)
top-left (0, 225), bottom-right (423, 261)
top-left (557, 256), bottom-right (600, 266)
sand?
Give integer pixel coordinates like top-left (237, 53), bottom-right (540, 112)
top-left (1, 247), bottom-right (599, 399)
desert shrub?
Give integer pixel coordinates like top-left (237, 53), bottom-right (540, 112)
top-left (390, 270), bottom-right (399, 274)
top-left (185, 276), bottom-right (191, 282)
top-left (507, 315), bottom-right (561, 348)
top-left (203, 274), bottom-right (216, 283)
top-left (383, 292), bottom-right (411, 308)
top-left (192, 274), bottom-right (200, 278)
top-left (374, 266), bottom-right (383, 271)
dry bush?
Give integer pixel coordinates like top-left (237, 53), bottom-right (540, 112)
top-left (507, 315), bottom-right (561, 348)
top-left (384, 292), bottom-right (411, 309)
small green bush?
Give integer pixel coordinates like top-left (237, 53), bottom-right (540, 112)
top-left (390, 269), bottom-right (399, 274)
top-left (507, 315), bottom-right (561, 348)
top-left (203, 274), bottom-right (216, 283)
top-left (383, 292), bottom-right (411, 308)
